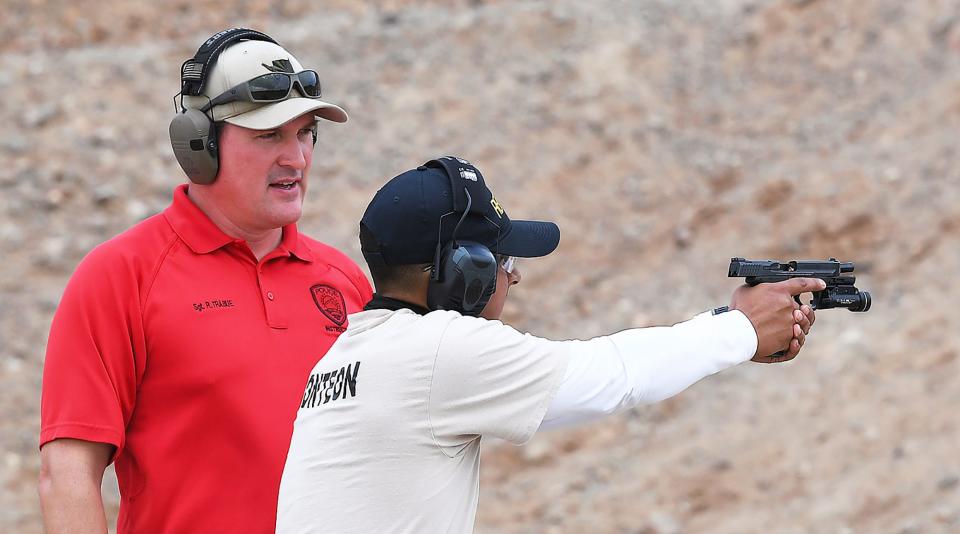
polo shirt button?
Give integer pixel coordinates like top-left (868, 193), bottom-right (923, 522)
top-left (266, 291), bottom-right (275, 301)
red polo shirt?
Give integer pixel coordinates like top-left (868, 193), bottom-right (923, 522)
top-left (40, 184), bottom-right (372, 533)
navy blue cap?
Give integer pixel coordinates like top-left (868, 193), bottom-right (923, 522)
top-left (360, 156), bottom-right (560, 266)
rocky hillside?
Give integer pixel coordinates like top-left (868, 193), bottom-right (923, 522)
top-left (2, 0), bottom-right (958, 532)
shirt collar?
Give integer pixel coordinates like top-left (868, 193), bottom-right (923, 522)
top-left (163, 184), bottom-right (313, 262)
top-left (363, 294), bottom-right (431, 316)
top-left (275, 221), bottom-right (314, 263)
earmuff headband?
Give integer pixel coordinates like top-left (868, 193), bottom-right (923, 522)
top-left (180, 28), bottom-right (278, 97)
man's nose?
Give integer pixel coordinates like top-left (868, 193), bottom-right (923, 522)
top-left (278, 137), bottom-right (307, 169)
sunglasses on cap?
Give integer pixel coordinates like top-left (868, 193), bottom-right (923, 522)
top-left (497, 255), bottom-right (517, 275)
top-left (199, 70), bottom-right (322, 112)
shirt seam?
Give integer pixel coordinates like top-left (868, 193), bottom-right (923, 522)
top-left (427, 316), bottom-right (459, 459)
top-left (134, 230), bottom-right (180, 396)
top-left (41, 422), bottom-right (126, 464)
top-left (518, 343), bottom-right (571, 442)
top-left (140, 230), bottom-right (181, 312)
top-left (606, 334), bottom-right (638, 404)
top-left (41, 421), bottom-right (123, 434)
top-left (325, 262), bottom-right (372, 299)
top-left (40, 422), bottom-right (125, 448)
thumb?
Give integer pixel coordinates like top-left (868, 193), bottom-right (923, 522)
top-left (780, 277), bottom-right (827, 295)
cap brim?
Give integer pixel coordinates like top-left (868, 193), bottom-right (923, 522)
top-left (223, 97), bottom-right (348, 129)
top-left (495, 220), bottom-right (560, 258)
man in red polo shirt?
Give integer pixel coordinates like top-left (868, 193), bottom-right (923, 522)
top-left (38, 29), bottom-right (372, 533)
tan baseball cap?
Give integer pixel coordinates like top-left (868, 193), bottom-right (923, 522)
top-left (182, 39), bottom-right (347, 129)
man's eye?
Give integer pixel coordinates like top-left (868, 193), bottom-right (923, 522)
top-left (257, 132), bottom-right (278, 140)
top-left (299, 128), bottom-right (315, 138)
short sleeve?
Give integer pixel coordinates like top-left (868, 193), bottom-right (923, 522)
top-left (319, 244), bottom-right (373, 307)
top-left (351, 264), bottom-right (373, 305)
top-left (39, 245), bottom-right (146, 462)
top-left (428, 316), bottom-right (569, 451)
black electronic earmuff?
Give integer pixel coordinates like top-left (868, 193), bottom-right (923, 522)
top-left (169, 108), bottom-right (221, 185)
top-left (425, 158), bottom-right (499, 316)
top-left (427, 238), bottom-right (498, 315)
top-left (169, 28), bottom-right (279, 185)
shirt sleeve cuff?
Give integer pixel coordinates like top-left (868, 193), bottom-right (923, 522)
top-left (715, 309), bottom-right (758, 363)
top-left (40, 423), bottom-right (124, 463)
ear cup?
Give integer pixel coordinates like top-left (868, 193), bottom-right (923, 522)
top-left (169, 108), bottom-right (219, 184)
top-left (427, 241), bottom-right (498, 316)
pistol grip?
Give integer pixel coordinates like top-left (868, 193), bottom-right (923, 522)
top-left (778, 296), bottom-right (805, 357)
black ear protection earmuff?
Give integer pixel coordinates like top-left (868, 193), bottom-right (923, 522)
top-left (425, 158), bottom-right (499, 316)
top-left (169, 28), bottom-right (280, 185)
top-left (169, 107), bottom-right (222, 185)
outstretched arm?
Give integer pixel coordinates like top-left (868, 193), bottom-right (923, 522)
top-left (540, 278), bottom-right (822, 430)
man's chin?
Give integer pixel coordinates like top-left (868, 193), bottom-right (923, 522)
top-left (267, 208), bottom-right (303, 229)
top-left (263, 195), bottom-right (304, 224)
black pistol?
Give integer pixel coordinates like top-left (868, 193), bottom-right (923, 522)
top-left (728, 257), bottom-right (872, 312)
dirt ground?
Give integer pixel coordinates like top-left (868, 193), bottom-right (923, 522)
top-left (2, 0), bottom-right (958, 532)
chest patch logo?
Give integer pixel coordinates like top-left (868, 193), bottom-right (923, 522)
top-left (310, 284), bottom-right (346, 326)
